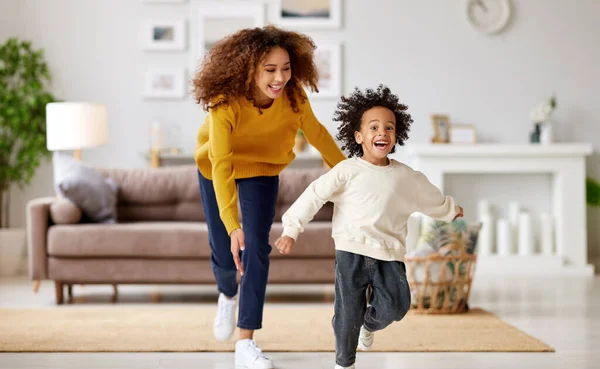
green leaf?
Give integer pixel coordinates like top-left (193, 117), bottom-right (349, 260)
top-left (587, 177), bottom-right (600, 207)
top-left (549, 95), bottom-right (557, 109)
top-left (0, 38), bottom-right (58, 228)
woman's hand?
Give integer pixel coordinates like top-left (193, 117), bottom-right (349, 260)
top-left (230, 228), bottom-right (245, 276)
top-left (453, 206), bottom-right (464, 221)
top-left (275, 236), bottom-right (295, 255)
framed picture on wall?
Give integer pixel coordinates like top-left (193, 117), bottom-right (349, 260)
top-left (144, 19), bottom-right (186, 51)
top-left (143, 67), bottom-right (186, 99)
top-left (195, 1), bottom-right (265, 65)
top-left (431, 114), bottom-right (451, 143)
top-left (274, 0), bottom-right (342, 29)
top-left (308, 43), bottom-right (342, 99)
top-left (450, 124), bottom-right (477, 144)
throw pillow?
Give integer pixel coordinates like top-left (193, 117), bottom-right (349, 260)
top-left (52, 152), bottom-right (119, 223)
top-left (417, 218), bottom-right (481, 254)
top-left (415, 216), bottom-right (482, 255)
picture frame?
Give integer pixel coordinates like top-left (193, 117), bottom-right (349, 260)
top-left (308, 43), bottom-right (342, 99)
top-left (144, 19), bottom-right (186, 51)
top-left (195, 1), bottom-right (265, 64)
top-left (431, 114), bottom-right (451, 143)
top-left (143, 67), bottom-right (186, 99)
top-left (274, 0), bottom-right (342, 29)
top-left (450, 124), bottom-right (477, 144)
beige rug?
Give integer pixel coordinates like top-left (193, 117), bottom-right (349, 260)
top-left (0, 306), bottom-right (553, 352)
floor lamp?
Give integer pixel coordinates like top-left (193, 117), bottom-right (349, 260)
top-left (33, 103), bottom-right (108, 294)
top-left (46, 102), bottom-right (108, 161)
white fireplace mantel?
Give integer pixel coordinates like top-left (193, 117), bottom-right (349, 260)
top-left (401, 143), bottom-right (594, 276)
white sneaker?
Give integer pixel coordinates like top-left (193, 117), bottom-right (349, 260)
top-left (357, 325), bottom-right (374, 351)
top-left (214, 293), bottom-right (236, 341)
top-left (334, 365), bottom-right (355, 369)
top-left (235, 339), bottom-right (274, 369)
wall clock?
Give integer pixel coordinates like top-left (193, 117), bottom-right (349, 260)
top-left (466, 0), bottom-right (512, 35)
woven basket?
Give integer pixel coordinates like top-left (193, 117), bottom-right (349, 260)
top-left (405, 253), bottom-right (477, 314)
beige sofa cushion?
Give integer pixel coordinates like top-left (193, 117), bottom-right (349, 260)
top-left (47, 222), bottom-right (335, 258)
top-left (276, 168), bottom-right (332, 221)
top-left (94, 165), bottom-right (335, 223)
top-left (268, 222), bottom-right (335, 257)
top-left (97, 166), bottom-right (205, 222)
top-left (48, 222), bottom-right (209, 258)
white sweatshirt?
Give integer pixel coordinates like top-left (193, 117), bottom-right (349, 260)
top-left (281, 157), bottom-right (459, 261)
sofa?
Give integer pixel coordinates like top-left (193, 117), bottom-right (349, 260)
top-left (27, 165), bottom-right (336, 304)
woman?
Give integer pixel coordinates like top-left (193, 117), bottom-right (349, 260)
top-left (192, 25), bottom-right (346, 368)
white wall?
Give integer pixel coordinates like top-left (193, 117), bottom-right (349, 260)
top-left (2, 0), bottom-right (600, 267)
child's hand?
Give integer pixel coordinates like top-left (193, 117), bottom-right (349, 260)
top-left (453, 206), bottom-right (464, 221)
top-left (275, 236), bottom-right (295, 255)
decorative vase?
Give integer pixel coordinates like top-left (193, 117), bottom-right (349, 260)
top-left (530, 123), bottom-right (541, 143)
top-left (540, 121), bottom-right (553, 144)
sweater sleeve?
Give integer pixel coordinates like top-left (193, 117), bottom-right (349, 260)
top-left (299, 96), bottom-right (346, 168)
top-left (415, 171), bottom-right (459, 223)
top-left (281, 163), bottom-right (347, 241)
top-left (208, 104), bottom-right (240, 234)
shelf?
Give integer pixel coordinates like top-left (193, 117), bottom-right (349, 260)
top-left (141, 150), bottom-right (324, 169)
top-left (141, 151), bottom-right (322, 161)
top-left (404, 143), bottom-right (593, 157)
top-left (293, 151), bottom-right (322, 160)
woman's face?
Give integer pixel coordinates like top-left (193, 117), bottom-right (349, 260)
top-left (254, 46), bottom-right (292, 104)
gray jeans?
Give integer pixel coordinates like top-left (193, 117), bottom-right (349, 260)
top-left (332, 250), bottom-right (412, 367)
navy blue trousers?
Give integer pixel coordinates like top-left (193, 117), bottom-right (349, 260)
top-left (198, 171), bottom-right (279, 330)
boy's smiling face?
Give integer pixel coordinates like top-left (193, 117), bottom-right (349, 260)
top-left (354, 106), bottom-right (396, 166)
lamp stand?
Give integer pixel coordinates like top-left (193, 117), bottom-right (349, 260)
top-left (150, 149), bottom-right (161, 168)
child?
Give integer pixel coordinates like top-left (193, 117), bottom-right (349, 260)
top-left (274, 85), bottom-right (463, 369)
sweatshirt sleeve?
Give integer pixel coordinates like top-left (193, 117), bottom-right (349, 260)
top-left (299, 96), bottom-right (346, 168)
top-left (282, 163), bottom-right (347, 241)
top-left (415, 171), bottom-right (459, 223)
top-left (208, 104), bottom-right (240, 234)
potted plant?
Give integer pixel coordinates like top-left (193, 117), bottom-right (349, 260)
top-left (0, 38), bottom-right (57, 276)
top-left (587, 178), bottom-right (600, 207)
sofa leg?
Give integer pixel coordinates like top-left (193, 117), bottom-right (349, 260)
top-left (32, 280), bottom-right (40, 293)
top-left (54, 281), bottom-right (64, 305)
top-left (67, 284), bottom-right (73, 299)
top-left (151, 290), bottom-right (162, 303)
top-left (111, 284), bottom-right (118, 303)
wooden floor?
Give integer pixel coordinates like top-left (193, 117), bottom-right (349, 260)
top-left (0, 275), bottom-right (597, 369)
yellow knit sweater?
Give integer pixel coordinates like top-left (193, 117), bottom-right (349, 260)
top-left (194, 89), bottom-right (346, 234)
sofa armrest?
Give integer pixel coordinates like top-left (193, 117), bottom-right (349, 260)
top-left (26, 197), bottom-right (55, 280)
top-left (49, 197), bottom-right (82, 224)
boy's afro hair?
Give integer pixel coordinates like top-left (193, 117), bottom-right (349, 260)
top-left (334, 84), bottom-right (413, 158)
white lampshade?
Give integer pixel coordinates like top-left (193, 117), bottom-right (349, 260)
top-left (46, 102), bottom-right (108, 151)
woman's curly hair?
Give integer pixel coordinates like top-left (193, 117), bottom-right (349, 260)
top-left (191, 25), bottom-right (319, 113)
top-left (334, 84), bottom-right (413, 158)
